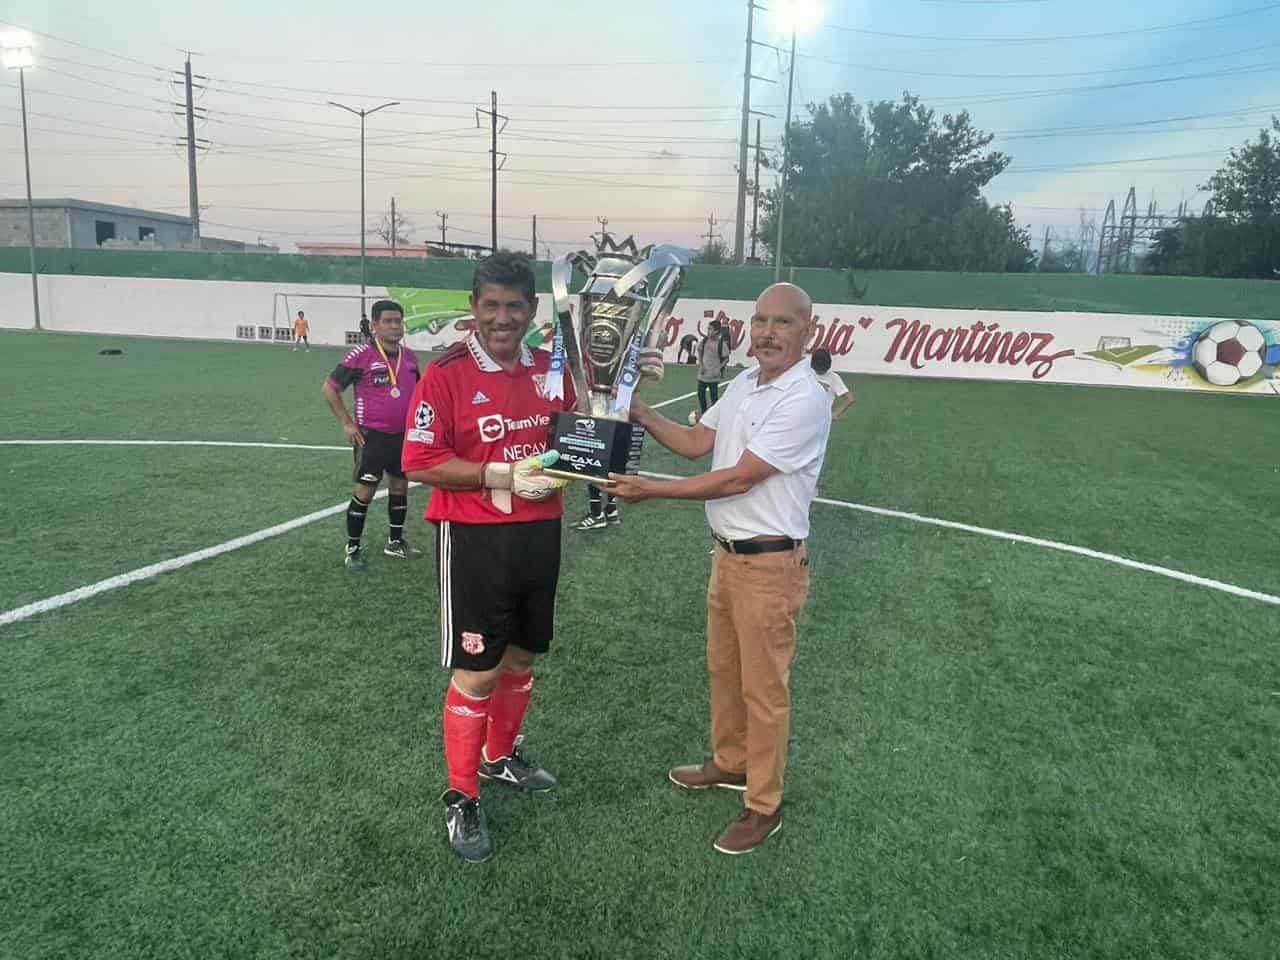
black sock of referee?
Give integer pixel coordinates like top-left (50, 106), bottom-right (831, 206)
top-left (388, 493), bottom-right (408, 543)
top-left (346, 495), bottom-right (370, 552)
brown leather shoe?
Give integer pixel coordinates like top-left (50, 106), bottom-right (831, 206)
top-left (713, 807), bottom-right (782, 855)
top-left (667, 760), bottom-right (747, 792)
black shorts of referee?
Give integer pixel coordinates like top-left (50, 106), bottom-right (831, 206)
top-left (353, 427), bottom-right (406, 485)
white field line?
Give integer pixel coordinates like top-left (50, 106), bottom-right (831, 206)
top-left (2, 434), bottom-right (1276, 626)
top-left (652, 390), bottom-right (696, 410)
top-left (0, 440), bottom-right (349, 451)
top-left (0, 487), bottom-right (402, 627)
top-left (638, 471), bottom-right (1280, 608)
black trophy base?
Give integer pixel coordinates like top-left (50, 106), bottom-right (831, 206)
top-left (545, 412), bottom-right (645, 484)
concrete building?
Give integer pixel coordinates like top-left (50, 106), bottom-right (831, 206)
top-left (0, 198), bottom-right (275, 252)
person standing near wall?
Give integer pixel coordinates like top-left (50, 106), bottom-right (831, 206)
top-left (292, 310), bottom-right (310, 352)
top-left (695, 319), bottom-right (731, 420)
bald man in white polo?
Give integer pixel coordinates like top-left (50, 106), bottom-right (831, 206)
top-left (611, 282), bottom-right (831, 855)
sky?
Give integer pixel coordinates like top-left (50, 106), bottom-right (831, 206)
top-left (2, 0), bottom-right (1279, 258)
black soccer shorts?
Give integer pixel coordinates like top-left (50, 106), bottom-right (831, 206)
top-left (435, 518), bottom-right (562, 671)
top-left (353, 428), bottom-right (406, 484)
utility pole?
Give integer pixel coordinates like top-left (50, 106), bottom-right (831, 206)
top-left (1039, 225), bottom-right (1051, 272)
top-left (476, 91), bottom-right (508, 254)
top-left (176, 54), bottom-right (209, 245)
top-left (532, 214), bottom-right (538, 260)
top-left (750, 118), bottom-right (762, 262)
top-left (184, 56), bottom-right (199, 242)
top-left (390, 196), bottom-right (397, 257)
top-left (436, 210), bottom-right (449, 247)
top-left (3, 32), bottom-right (40, 330)
top-left (733, 1), bottom-right (755, 263)
top-left (701, 213), bottom-right (723, 249)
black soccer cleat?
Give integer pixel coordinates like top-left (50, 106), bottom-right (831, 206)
top-left (384, 538), bottom-right (423, 560)
top-left (442, 789), bottom-right (493, 863)
top-left (479, 746), bottom-right (558, 792)
top-left (605, 507), bottom-right (621, 526)
top-left (344, 545), bottom-right (368, 572)
top-left (573, 514), bottom-right (608, 532)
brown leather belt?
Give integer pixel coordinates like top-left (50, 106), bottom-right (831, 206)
top-left (714, 536), bottom-right (802, 555)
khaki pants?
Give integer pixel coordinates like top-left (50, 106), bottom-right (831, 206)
top-left (706, 543), bottom-right (810, 815)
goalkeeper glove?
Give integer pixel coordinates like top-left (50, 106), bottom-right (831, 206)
top-left (483, 450), bottom-right (566, 514)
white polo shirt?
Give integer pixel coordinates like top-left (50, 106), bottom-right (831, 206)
top-left (700, 358), bottom-right (832, 541)
top-left (814, 368), bottom-right (850, 398)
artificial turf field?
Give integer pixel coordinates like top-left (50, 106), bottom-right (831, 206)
top-left (1, 329), bottom-right (1277, 960)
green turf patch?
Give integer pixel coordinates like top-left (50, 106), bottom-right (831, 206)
top-left (1, 330), bottom-right (1277, 958)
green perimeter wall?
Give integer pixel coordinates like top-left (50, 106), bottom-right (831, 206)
top-left (3, 247), bottom-right (1277, 320)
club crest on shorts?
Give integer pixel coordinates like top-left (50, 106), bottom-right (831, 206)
top-left (414, 401), bottom-right (435, 429)
top-left (460, 631), bottom-right (486, 655)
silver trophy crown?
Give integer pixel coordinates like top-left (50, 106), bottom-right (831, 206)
top-left (552, 235), bottom-right (687, 418)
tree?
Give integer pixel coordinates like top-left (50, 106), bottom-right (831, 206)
top-left (1039, 240), bottom-right (1085, 273)
top-left (696, 238), bottom-right (730, 264)
top-left (1147, 118), bottom-right (1280, 278)
top-left (1201, 117), bottom-right (1280, 220)
top-left (758, 93), bottom-right (1034, 272)
top-left (372, 205), bottom-right (414, 247)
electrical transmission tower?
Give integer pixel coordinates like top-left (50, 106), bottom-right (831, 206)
top-left (1096, 187), bottom-right (1201, 275)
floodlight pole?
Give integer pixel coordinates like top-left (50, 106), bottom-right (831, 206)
top-left (773, 29), bottom-right (796, 283)
top-left (329, 100), bottom-right (398, 314)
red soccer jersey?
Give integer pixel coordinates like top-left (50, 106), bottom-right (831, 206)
top-left (402, 334), bottom-right (576, 524)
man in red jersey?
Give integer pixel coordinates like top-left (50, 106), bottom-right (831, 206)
top-left (402, 253), bottom-right (576, 863)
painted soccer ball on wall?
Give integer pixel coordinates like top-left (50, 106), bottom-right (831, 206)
top-left (1191, 321), bottom-right (1267, 387)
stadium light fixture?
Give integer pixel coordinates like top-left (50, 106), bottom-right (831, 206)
top-left (772, 0), bottom-right (823, 36)
top-left (2, 29), bottom-right (39, 330)
top-left (771, 2), bottom-right (822, 281)
top-left (328, 100), bottom-right (399, 316)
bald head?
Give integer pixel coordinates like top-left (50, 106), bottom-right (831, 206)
top-left (755, 282), bottom-right (812, 322)
top-left (750, 282), bottom-right (815, 382)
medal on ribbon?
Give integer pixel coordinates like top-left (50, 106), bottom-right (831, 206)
top-left (375, 338), bottom-right (403, 398)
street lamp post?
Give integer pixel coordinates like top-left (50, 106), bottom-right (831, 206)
top-left (2, 31), bottom-right (39, 330)
top-left (771, 2), bottom-right (822, 283)
top-left (773, 30), bottom-right (797, 283)
top-left (328, 100), bottom-right (398, 316)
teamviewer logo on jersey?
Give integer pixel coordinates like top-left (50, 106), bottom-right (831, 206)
top-left (477, 413), bottom-right (505, 442)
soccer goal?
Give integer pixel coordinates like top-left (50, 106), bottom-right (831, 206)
top-left (1096, 336), bottom-right (1133, 352)
top-left (266, 292), bottom-right (373, 347)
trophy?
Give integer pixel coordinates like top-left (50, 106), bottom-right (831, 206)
top-left (542, 235), bottom-right (687, 484)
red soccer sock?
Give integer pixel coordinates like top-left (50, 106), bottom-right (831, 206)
top-left (484, 670), bottom-right (534, 762)
top-left (443, 682), bottom-right (491, 798)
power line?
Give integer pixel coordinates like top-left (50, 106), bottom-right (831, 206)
top-left (798, 39), bottom-right (1280, 80)
top-left (818, 2), bottom-right (1280, 45)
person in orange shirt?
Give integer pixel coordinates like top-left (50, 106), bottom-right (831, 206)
top-left (292, 310), bottom-right (310, 352)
